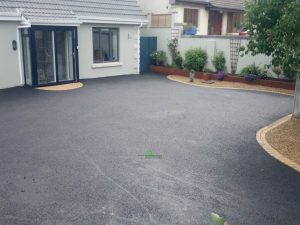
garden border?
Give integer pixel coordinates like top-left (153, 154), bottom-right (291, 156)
top-left (167, 75), bottom-right (294, 96)
top-left (256, 115), bottom-right (300, 173)
top-left (150, 65), bottom-right (295, 91)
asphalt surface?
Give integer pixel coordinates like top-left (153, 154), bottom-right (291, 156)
top-left (0, 73), bottom-right (299, 225)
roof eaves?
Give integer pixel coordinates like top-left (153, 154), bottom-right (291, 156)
top-left (78, 16), bottom-right (148, 25)
top-left (172, 0), bottom-right (209, 6)
top-left (0, 9), bottom-right (22, 21)
top-left (208, 6), bottom-right (244, 12)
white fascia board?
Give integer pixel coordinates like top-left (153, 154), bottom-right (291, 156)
top-left (0, 16), bottom-right (22, 21)
top-left (0, 10), bottom-right (22, 21)
top-left (30, 22), bottom-right (82, 27)
top-left (79, 16), bottom-right (148, 25)
top-left (29, 18), bottom-right (82, 26)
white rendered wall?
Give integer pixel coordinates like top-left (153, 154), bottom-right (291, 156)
top-left (0, 21), bottom-right (22, 89)
top-left (137, 0), bottom-right (171, 14)
top-left (77, 24), bottom-right (140, 79)
top-left (141, 27), bottom-right (271, 74)
top-left (173, 5), bottom-right (208, 35)
top-left (177, 37), bottom-right (271, 73)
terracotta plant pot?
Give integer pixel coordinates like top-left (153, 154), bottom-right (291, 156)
top-left (203, 73), bottom-right (211, 81)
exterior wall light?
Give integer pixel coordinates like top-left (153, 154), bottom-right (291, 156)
top-left (12, 40), bottom-right (17, 51)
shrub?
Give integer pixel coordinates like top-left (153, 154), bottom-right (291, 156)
top-left (151, 51), bottom-right (167, 66)
top-left (168, 38), bottom-right (183, 69)
top-left (203, 68), bottom-right (214, 73)
top-left (212, 51), bottom-right (226, 72)
top-left (240, 64), bottom-right (269, 81)
top-left (168, 39), bottom-right (179, 63)
top-left (174, 55), bottom-right (183, 69)
top-left (184, 48), bottom-right (207, 72)
top-left (240, 64), bottom-right (262, 76)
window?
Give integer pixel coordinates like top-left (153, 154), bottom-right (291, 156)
top-left (151, 14), bottom-right (171, 28)
top-left (93, 28), bottom-right (119, 63)
top-left (208, 11), bottom-right (223, 35)
top-left (227, 12), bottom-right (244, 33)
top-left (184, 8), bottom-right (199, 27)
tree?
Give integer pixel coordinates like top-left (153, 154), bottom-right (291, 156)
top-left (242, 0), bottom-right (300, 79)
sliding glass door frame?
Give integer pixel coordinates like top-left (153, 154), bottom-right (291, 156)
top-left (25, 26), bottom-right (79, 87)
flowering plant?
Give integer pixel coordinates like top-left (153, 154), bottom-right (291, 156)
top-left (245, 73), bottom-right (258, 82)
top-left (151, 51), bottom-right (167, 66)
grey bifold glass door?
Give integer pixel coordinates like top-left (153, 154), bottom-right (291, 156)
top-left (35, 30), bottom-right (56, 84)
top-left (33, 28), bottom-right (76, 86)
top-left (56, 31), bottom-right (74, 82)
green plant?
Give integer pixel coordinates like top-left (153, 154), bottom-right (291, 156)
top-left (203, 68), bottom-right (214, 73)
top-left (184, 48), bottom-right (208, 72)
top-left (212, 51), bottom-right (226, 72)
top-left (168, 39), bottom-right (179, 62)
top-left (242, 0), bottom-right (300, 78)
top-left (167, 39), bottom-right (183, 69)
top-left (184, 23), bottom-right (194, 30)
top-left (240, 64), bottom-right (262, 76)
top-left (174, 55), bottom-right (183, 69)
top-left (151, 50), bottom-right (167, 66)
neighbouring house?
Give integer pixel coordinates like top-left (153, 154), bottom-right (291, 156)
top-left (138, 0), bottom-right (244, 36)
top-left (0, 0), bottom-right (147, 89)
top-left (138, 0), bottom-right (271, 75)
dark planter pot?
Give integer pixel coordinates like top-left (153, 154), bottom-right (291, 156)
top-left (216, 71), bottom-right (225, 81)
top-left (245, 74), bottom-right (258, 82)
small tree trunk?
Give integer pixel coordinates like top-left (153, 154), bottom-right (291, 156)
top-left (293, 78), bottom-right (300, 117)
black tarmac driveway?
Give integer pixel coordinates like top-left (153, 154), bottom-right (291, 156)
top-left (0, 74), bottom-right (299, 225)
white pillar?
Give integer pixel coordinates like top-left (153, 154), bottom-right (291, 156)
top-left (198, 8), bottom-right (209, 35)
top-left (221, 12), bottom-right (228, 35)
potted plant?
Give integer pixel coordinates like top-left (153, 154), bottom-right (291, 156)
top-left (212, 51), bottom-right (226, 81)
top-left (183, 23), bottom-right (198, 35)
top-left (240, 64), bottom-right (261, 82)
top-left (184, 48), bottom-right (208, 81)
top-left (189, 69), bottom-right (196, 82)
top-left (244, 73), bottom-right (258, 82)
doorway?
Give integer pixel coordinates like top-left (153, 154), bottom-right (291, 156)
top-left (140, 37), bottom-right (157, 73)
top-left (21, 26), bottom-right (78, 87)
top-left (208, 11), bottom-right (223, 35)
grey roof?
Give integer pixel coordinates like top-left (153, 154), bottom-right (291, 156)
top-left (0, 0), bottom-right (147, 25)
top-left (174, 0), bottom-right (244, 11)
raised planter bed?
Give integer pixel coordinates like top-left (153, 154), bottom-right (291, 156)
top-left (150, 65), bottom-right (296, 91)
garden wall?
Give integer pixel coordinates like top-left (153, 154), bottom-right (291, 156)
top-left (150, 65), bottom-right (296, 91)
top-left (141, 27), bottom-right (272, 75)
